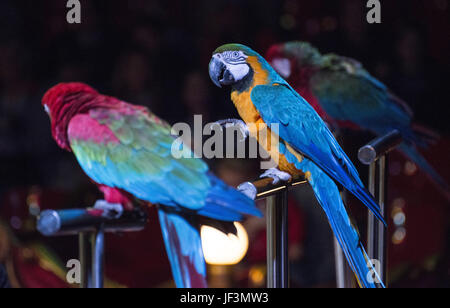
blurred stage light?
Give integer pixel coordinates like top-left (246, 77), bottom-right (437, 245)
top-left (249, 266), bottom-right (266, 287)
top-left (392, 227), bottom-right (407, 245)
top-left (391, 198), bottom-right (406, 226)
top-left (201, 222), bottom-right (249, 265)
top-left (393, 212), bottom-right (406, 226)
top-left (404, 161), bottom-right (418, 176)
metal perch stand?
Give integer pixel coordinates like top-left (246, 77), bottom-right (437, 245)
top-left (35, 128), bottom-right (400, 290)
top-left (358, 130), bottom-right (402, 287)
top-left (37, 207), bottom-right (147, 288)
top-left (248, 129), bottom-right (401, 289)
top-left (245, 176), bottom-right (307, 288)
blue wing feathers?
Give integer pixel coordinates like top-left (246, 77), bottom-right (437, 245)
top-left (67, 99), bottom-right (262, 289)
top-left (158, 210), bottom-right (207, 288)
top-left (252, 84), bottom-right (385, 224)
top-left (301, 159), bottom-right (384, 288)
top-left (203, 173), bottom-right (263, 219)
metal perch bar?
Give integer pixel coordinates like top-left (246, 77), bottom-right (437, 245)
top-left (247, 176), bottom-right (307, 288)
top-left (37, 208), bottom-right (147, 236)
top-left (358, 130), bottom-right (402, 288)
top-left (37, 207), bottom-right (147, 288)
top-left (358, 130), bottom-right (402, 165)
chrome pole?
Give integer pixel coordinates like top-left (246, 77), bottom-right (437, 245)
top-left (367, 163), bottom-right (377, 259)
top-left (92, 226), bottom-right (105, 288)
top-left (266, 195), bottom-right (276, 288)
top-left (377, 156), bottom-right (388, 284)
top-left (79, 232), bottom-right (91, 288)
top-left (266, 189), bottom-right (289, 288)
top-left (359, 130), bottom-right (401, 288)
top-left (334, 237), bottom-right (345, 288)
top-left (246, 177), bottom-right (307, 288)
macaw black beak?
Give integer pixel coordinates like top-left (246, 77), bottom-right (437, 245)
top-left (209, 56), bottom-right (235, 88)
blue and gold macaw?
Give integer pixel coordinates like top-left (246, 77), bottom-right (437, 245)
top-left (42, 82), bottom-right (262, 288)
top-left (209, 44), bottom-right (385, 288)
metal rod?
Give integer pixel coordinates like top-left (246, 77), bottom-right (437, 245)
top-left (91, 226), bottom-right (105, 288)
top-left (251, 177), bottom-right (306, 200)
top-left (38, 207), bottom-right (147, 289)
top-left (266, 196), bottom-right (276, 288)
top-left (79, 232), bottom-right (91, 288)
top-left (266, 189), bottom-right (289, 288)
top-left (37, 208), bottom-right (147, 236)
top-left (367, 163), bottom-right (377, 260)
top-left (239, 177), bottom-right (308, 288)
top-left (359, 130), bottom-right (401, 288)
top-left (334, 237), bottom-right (345, 288)
top-left (366, 156), bottom-right (388, 287)
top-left (358, 130), bottom-right (402, 165)
top-left (377, 156), bottom-right (388, 285)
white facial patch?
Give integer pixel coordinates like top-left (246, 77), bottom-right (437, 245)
top-left (271, 58), bottom-right (291, 78)
top-left (218, 51), bottom-right (250, 82)
top-left (227, 63), bottom-right (250, 82)
top-left (44, 104), bottom-right (50, 114)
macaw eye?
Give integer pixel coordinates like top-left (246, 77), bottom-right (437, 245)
top-left (232, 51), bottom-right (240, 58)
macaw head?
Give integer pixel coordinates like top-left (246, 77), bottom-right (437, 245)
top-left (42, 82), bottom-right (98, 150)
top-left (209, 43), bottom-right (277, 90)
top-left (265, 41), bottom-right (322, 80)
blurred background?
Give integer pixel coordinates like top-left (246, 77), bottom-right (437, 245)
top-left (0, 0), bottom-right (449, 288)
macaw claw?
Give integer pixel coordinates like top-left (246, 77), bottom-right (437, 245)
top-left (214, 118), bottom-right (249, 142)
top-left (237, 182), bottom-right (257, 200)
top-left (260, 168), bottom-right (292, 184)
top-left (94, 200), bottom-right (124, 219)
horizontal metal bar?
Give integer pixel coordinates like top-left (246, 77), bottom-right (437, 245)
top-left (251, 177), bottom-right (307, 200)
top-left (358, 130), bottom-right (403, 165)
top-left (37, 208), bottom-right (147, 236)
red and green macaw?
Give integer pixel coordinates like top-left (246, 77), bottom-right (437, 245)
top-left (266, 41), bottom-right (449, 200)
top-left (42, 82), bottom-right (261, 288)
top-left (209, 44), bottom-right (385, 288)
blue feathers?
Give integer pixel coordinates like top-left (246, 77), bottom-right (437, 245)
top-left (158, 210), bottom-right (207, 288)
top-left (157, 175), bottom-right (261, 288)
top-left (68, 107), bottom-right (261, 288)
top-left (202, 173), bottom-right (263, 220)
top-left (252, 83), bottom-right (385, 225)
top-left (301, 159), bottom-right (384, 288)
top-left (281, 139), bottom-right (383, 287)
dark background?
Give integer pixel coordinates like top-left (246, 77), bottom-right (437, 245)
top-left (0, 0), bottom-right (449, 188)
top-left (0, 0), bottom-right (449, 288)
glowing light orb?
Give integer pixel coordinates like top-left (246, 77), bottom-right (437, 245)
top-left (201, 222), bottom-right (249, 265)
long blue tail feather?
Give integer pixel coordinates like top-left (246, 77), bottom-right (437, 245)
top-left (303, 159), bottom-right (384, 288)
top-left (158, 174), bottom-right (261, 288)
top-left (158, 209), bottom-right (207, 288)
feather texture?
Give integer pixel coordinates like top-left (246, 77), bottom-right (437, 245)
top-left (43, 83), bottom-right (262, 288)
top-left (267, 42), bottom-right (449, 198)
